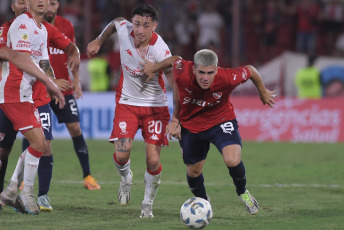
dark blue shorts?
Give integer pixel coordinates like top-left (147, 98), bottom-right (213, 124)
top-left (0, 108), bottom-right (18, 148)
top-left (179, 119), bottom-right (242, 164)
top-left (39, 103), bottom-right (53, 141)
top-left (50, 94), bottom-right (80, 123)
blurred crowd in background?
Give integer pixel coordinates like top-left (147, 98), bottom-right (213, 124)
top-left (1, 0), bottom-right (344, 95)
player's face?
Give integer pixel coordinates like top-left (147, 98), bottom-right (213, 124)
top-left (131, 15), bottom-right (157, 44)
top-left (28, 0), bottom-right (49, 16)
top-left (44, 0), bottom-right (59, 23)
top-left (193, 65), bottom-right (218, 89)
top-left (11, 0), bottom-right (28, 17)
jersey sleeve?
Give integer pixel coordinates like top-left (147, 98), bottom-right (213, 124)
top-left (45, 23), bottom-right (71, 51)
top-left (155, 39), bottom-right (172, 62)
top-left (9, 18), bottom-right (31, 53)
top-left (225, 66), bottom-right (251, 88)
top-left (114, 19), bottom-right (130, 35)
top-left (0, 24), bottom-right (9, 48)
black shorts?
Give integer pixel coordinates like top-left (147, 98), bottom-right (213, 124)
top-left (179, 119), bottom-right (242, 165)
top-left (50, 94), bottom-right (80, 123)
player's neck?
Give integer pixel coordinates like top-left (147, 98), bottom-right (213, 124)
top-left (28, 9), bottom-right (44, 25)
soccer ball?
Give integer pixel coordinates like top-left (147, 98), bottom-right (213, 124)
top-left (180, 197), bottom-right (213, 229)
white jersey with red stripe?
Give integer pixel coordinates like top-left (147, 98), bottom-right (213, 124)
top-left (115, 19), bottom-right (172, 107)
top-left (0, 12), bottom-right (49, 104)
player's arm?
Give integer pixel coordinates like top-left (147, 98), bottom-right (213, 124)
top-left (71, 69), bottom-right (82, 99)
top-left (0, 48), bottom-right (65, 108)
top-left (246, 65), bottom-right (276, 108)
top-left (64, 42), bottom-right (80, 71)
top-left (39, 59), bottom-right (70, 92)
top-left (86, 17), bottom-right (125, 57)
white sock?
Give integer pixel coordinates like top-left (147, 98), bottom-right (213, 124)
top-left (113, 157), bottom-right (130, 178)
top-left (23, 151), bottom-right (40, 189)
top-left (10, 149), bottom-right (28, 186)
top-left (143, 170), bottom-right (161, 205)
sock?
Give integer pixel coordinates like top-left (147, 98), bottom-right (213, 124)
top-left (10, 149), bottom-right (28, 187)
top-left (22, 138), bottom-right (30, 153)
top-left (228, 161), bottom-right (247, 196)
top-left (72, 135), bottom-right (90, 178)
top-left (113, 153), bottom-right (130, 178)
top-left (0, 158), bottom-right (8, 193)
top-left (143, 164), bottom-right (162, 205)
top-left (23, 147), bottom-right (42, 190)
top-left (38, 155), bottom-right (53, 197)
top-left (187, 173), bottom-right (207, 200)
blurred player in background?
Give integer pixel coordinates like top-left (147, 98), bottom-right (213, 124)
top-left (0, 0), bottom-right (66, 215)
top-left (141, 49), bottom-right (277, 215)
top-left (27, 0), bottom-right (101, 192)
top-left (87, 4), bottom-right (174, 218)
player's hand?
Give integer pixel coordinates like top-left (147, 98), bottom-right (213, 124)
top-left (46, 78), bottom-right (65, 109)
top-left (73, 79), bottom-right (83, 99)
top-left (259, 88), bottom-right (277, 108)
top-left (66, 52), bottom-right (80, 71)
top-left (53, 79), bottom-right (71, 92)
top-left (139, 57), bottom-right (157, 82)
top-left (165, 121), bottom-right (181, 140)
top-left (87, 39), bottom-right (101, 58)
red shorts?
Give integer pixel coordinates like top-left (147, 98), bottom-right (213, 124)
top-left (0, 102), bottom-right (41, 133)
top-left (109, 104), bottom-right (170, 146)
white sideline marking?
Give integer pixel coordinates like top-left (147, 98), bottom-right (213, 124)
top-left (54, 180), bottom-right (344, 188)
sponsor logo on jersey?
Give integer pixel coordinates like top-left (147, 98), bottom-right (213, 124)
top-left (22, 33), bottom-right (28, 40)
top-left (242, 69), bottom-right (248, 80)
top-left (175, 60), bottom-right (182, 69)
top-left (18, 24), bottom-right (27, 30)
top-left (121, 63), bottom-right (142, 76)
top-left (119, 121), bottom-right (128, 135)
top-left (185, 88), bottom-right (192, 95)
top-left (0, 133), bottom-right (5, 141)
top-left (49, 47), bottom-right (64, 55)
top-left (34, 30), bottom-right (38, 35)
top-left (183, 97), bottom-right (221, 107)
top-left (125, 49), bottom-right (133, 57)
top-left (31, 50), bottom-right (42, 56)
top-left (213, 92), bottom-right (222, 99)
top-left (150, 134), bottom-right (159, 140)
top-left (0, 27), bottom-right (3, 36)
top-left (16, 40), bottom-right (30, 48)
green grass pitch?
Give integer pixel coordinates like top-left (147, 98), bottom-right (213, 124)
top-left (1, 140), bottom-right (344, 230)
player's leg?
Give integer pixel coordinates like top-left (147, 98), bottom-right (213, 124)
top-left (140, 106), bottom-right (169, 218)
top-left (50, 96), bottom-right (100, 190)
top-left (214, 119), bottom-right (258, 214)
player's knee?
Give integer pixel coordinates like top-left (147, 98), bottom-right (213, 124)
top-left (67, 123), bottom-right (82, 137)
top-left (29, 137), bottom-right (46, 152)
top-left (146, 158), bottom-right (160, 171)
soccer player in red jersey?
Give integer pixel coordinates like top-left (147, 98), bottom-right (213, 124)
top-left (0, 0), bottom-right (67, 214)
top-left (38, 0), bottom-right (101, 191)
top-left (141, 49), bottom-right (277, 215)
top-left (87, 5), bottom-right (174, 218)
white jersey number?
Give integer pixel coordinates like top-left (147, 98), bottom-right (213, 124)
top-left (148, 120), bottom-right (162, 134)
top-left (220, 122), bottom-right (234, 134)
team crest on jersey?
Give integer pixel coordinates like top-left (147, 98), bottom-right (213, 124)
top-left (175, 60), bottom-right (182, 69)
top-left (119, 121), bottom-right (128, 135)
top-left (213, 92), bottom-right (222, 99)
top-left (0, 133), bottom-right (5, 141)
top-left (0, 27), bottom-right (3, 36)
top-left (34, 108), bottom-right (41, 124)
top-left (22, 33), bottom-right (28, 40)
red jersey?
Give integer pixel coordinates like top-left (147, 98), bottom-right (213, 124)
top-left (31, 22), bottom-right (71, 107)
top-left (48, 15), bottom-right (76, 96)
top-left (0, 19), bottom-right (14, 49)
top-left (173, 59), bottom-right (250, 133)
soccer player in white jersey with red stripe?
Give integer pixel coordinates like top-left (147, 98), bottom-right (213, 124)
top-left (87, 5), bottom-right (174, 218)
top-left (0, 0), bottom-right (65, 215)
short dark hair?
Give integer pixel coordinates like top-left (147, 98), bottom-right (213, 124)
top-left (132, 4), bottom-right (158, 22)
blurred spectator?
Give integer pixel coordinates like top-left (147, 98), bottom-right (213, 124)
top-left (295, 55), bottom-right (322, 99)
top-left (295, 0), bottom-right (321, 55)
top-left (196, 2), bottom-right (224, 50)
top-left (320, 66), bottom-right (344, 97)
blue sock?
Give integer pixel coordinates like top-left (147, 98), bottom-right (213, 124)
top-left (187, 173), bottom-right (208, 200)
top-left (38, 155), bottom-right (53, 197)
top-left (72, 135), bottom-right (90, 178)
top-left (22, 138), bottom-right (30, 152)
top-left (228, 161), bottom-right (247, 195)
top-left (0, 158), bottom-right (8, 193)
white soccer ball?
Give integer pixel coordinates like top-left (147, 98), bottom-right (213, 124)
top-left (180, 197), bottom-right (213, 229)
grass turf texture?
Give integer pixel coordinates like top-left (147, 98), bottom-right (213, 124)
top-left (1, 140), bottom-right (344, 230)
